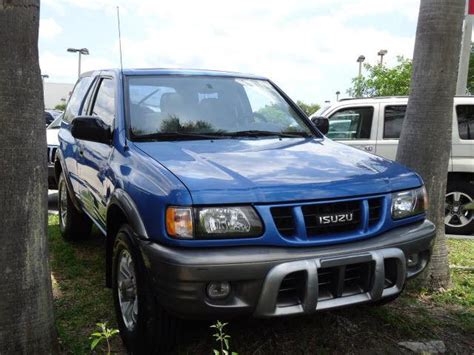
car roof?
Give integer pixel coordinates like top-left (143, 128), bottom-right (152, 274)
top-left (337, 96), bottom-right (474, 104)
top-left (81, 68), bottom-right (267, 80)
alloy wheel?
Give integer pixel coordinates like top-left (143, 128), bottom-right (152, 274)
top-left (59, 179), bottom-right (68, 230)
top-left (117, 249), bottom-right (138, 331)
top-left (445, 191), bottom-right (473, 228)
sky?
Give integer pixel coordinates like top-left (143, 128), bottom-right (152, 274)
top-left (39, 0), bottom-right (422, 104)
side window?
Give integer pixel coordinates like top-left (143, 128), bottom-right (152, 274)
top-left (90, 78), bottom-right (115, 126)
top-left (384, 105), bottom-right (406, 139)
top-left (63, 76), bottom-right (93, 123)
top-left (456, 105), bottom-right (474, 140)
top-left (328, 106), bottom-right (373, 140)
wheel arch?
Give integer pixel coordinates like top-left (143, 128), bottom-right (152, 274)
top-left (105, 189), bottom-right (149, 287)
top-left (447, 172), bottom-right (474, 185)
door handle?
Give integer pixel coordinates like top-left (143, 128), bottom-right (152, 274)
top-left (362, 145), bottom-right (373, 152)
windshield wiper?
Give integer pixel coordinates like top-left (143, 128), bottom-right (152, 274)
top-left (133, 132), bottom-right (228, 141)
top-left (225, 130), bottom-right (312, 138)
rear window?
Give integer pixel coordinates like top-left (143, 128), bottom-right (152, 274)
top-left (456, 105), bottom-right (474, 140)
top-left (384, 105), bottom-right (406, 139)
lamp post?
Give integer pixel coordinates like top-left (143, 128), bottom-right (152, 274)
top-left (377, 49), bottom-right (387, 65)
top-left (67, 47), bottom-right (90, 78)
top-left (41, 74), bottom-right (49, 84)
top-left (356, 55), bottom-right (365, 76)
top-left (336, 91), bottom-right (340, 101)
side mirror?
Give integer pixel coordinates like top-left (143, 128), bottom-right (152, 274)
top-left (311, 116), bottom-right (329, 135)
top-left (71, 116), bottom-right (112, 145)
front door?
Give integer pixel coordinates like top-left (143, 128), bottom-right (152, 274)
top-left (78, 76), bottom-right (116, 228)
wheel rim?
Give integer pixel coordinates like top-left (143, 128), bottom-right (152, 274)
top-left (117, 249), bottom-right (138, 331)
top-left (58, 179), bottom-right (68, 230)
top-left (445, 191), bottom-right (473, 228)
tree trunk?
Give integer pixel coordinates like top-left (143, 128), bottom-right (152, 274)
top-left (0, 0), bottom-right (57, 352)
top-left (396, 0), bottom-right (465, 290)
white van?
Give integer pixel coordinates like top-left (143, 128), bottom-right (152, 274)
top-left (312, 96), bottom-right (474, 235)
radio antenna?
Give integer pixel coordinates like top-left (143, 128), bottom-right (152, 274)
top-left (116, 6), bottom-right (124, 71)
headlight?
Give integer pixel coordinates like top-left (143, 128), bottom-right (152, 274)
top-left (196, 207), bottom-right (263, 238)
top-left (166, 206), bottom-right (263, 239)
top-left (391, 186), bottom-right (428, 220)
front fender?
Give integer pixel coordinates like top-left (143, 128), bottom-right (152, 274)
top-left (108, 189), bottom-right (149, 239)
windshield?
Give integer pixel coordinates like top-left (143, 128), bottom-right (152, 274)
top-left (47, 114), bottom-right (63, 129)
top-left (127, 76), bottom-right (316, 140)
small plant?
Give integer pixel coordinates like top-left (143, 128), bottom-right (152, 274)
top-left (89, 322), bottom-right (119, 354)
top-left (210, 320), bottom-right (238, 355)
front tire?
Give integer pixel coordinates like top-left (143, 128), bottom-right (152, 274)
top-left (58, 173), bottom-right (92, 240)
top-left (112, 225), bottom-right (178, 354)
top-left (445, 179), bottom-right (474, 235)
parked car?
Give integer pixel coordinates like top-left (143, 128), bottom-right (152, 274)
top-left (311, 96), bottom-right (474, 235)
top-left (56, 69), bottom-right (435, 352)
top-left (44, 109), bottom-right (62, 126)
top-left (47, 115), bottom-right (61, 189)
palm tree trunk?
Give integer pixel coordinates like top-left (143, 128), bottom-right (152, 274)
top-left (396, 0), bottom-right (465, 289)
top-left (0, 0), bottom-right (57, 352)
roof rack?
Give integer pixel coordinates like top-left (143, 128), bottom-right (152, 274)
top-left (339, 96), bottom-right (408, 101)
top-left (339, 95), bottom-right (474, 101)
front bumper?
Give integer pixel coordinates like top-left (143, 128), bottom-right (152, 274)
top-left (138, 220), bottom-right (435, 319)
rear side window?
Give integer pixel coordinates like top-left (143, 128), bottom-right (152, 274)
top-left (456, 105), bottom-right (474, 140)
top-left (384, 105), bottom-right (406, 139)
top-left (63, 76), bottom-right (93, 123)
top-left (90, 78), bottom-right (115, 126)
top-left (328, 106), bottom-right (373, 140)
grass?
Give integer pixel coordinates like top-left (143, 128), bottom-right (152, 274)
top-left (48, 215), bottom-right (474, 354)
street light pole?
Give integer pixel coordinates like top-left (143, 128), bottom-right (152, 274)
top-left (377, 49), bottom-right (388, 65)
top-left (356, 55), bottom-right (365, 76)
top-left (67, 48), bottom-right (90, 78)
top-left (41, 74), bottom-right (49, 84)
top-left (336, 91), bottom-right (340, 101)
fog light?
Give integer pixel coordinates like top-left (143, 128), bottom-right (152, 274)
top-left (407, 253), bottom-right (419, 267)
top-left (206, 281), bottom-right (231, 300)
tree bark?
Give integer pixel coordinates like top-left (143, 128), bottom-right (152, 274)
top-left (0, 0), bottom-right (57, 352)
top-left (396, 0), bottom-right (465, 289)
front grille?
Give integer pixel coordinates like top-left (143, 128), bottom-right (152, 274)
top-left (368, 198), bottom-right (383, 227)
top-left (47, 146), bottom-right (57, 165)
top-left (271, 207), bottom-right (295, 237)
top-left (317, 263), bottom-right (374, 300)
top-left (276, 261), bottom-right (375, 307)
top-left (276, 271), bottom-right (306, 307)
top-left (271, 196), bottom-right (386, 241)
top-left (302, 200), bottom-right (361, 236)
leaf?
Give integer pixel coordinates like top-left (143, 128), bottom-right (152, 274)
top-left (213, 350), bottom-right (220, 355)
top-left (90, 337), bottom-right (102, 350)
top-left (90, 332), bottom-right (102, 337)
top-left (224, 338), bottom-right (229, 350)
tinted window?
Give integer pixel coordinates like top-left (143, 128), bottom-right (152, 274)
top-left (327, 107), bottom-right (373, 139)
top-left (384, 105), bottom-right (406, 139)
top-left (91, 78), bottom-right (115, 126)
top-left (456, 105), bottom-right (474, 140)
top-left (127, 76), bottom-right (313, 138)
top-left (63, 76), bottom-right (93, 123)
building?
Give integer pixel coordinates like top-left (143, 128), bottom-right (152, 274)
top-left (44, 82), bottom-right (74, 109)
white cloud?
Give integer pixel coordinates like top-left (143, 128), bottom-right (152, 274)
top-left (40, 18), bottom-right (62, 39)
top-left (39, 51), bottom-right (115, 83)
top-left (40, 0), bottom-right (421, 101)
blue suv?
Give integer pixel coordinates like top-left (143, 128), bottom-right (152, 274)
top-left (56, 68), bottom-right (435, 353)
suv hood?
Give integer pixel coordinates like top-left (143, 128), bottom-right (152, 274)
top-left (134, 138), bottom-right (421, 204)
